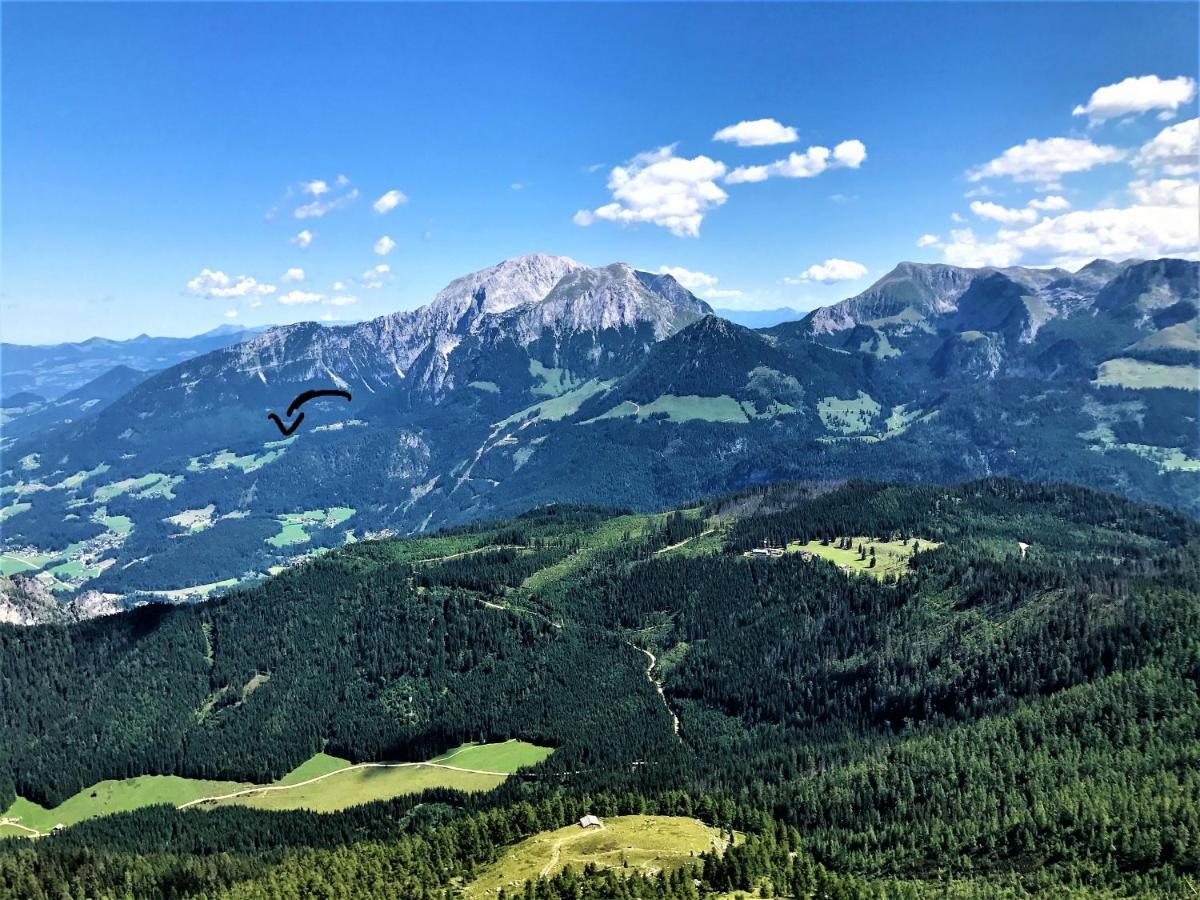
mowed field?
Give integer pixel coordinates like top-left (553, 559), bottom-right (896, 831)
top-left (1, 740), bottom-right (551, 835)
top-left (464, 815), bottom-right (734, 899)
top-left (784, 535), bottom-right (940, 579)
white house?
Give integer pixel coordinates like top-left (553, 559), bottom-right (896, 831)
top-left (579, 814), bottom-right (602, 829)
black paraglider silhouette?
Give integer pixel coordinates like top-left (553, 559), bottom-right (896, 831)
top-left (267, 388), bottom-right (352, 436)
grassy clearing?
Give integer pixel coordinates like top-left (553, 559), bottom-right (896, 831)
top-left (522, 512), bottom-right (661, 595)
top-left (0, 502), bottom-right (31, 522)
top-left (817, 392), bottom-right (881, 434)
top-left (165, 505), bottom-right (216, 532)
top-left (92, 473), bottom-right (180, 503)
top-left (499, 379), bottom-right (610, 428)
top-left (464, 815), bottom-right (732, 898)
top-left (1128, 320), bottom-right (1199, 353)
top-left (1100, 442), bottom-right (1200, 473)
top-left (55, 463), bottom-right (110, 491)
top-left (266, 507), bottom-right (356, 548)
top-left (98, 513), bottom-right (133, 536)
top-left (0, 552), bottom-right (54, 577)
top-left (589, 394), bottom-right (751, 425)
top-left (2, 740), bottom-right (550, 835)
top-left (529, 360), bottom-right (582, 397)
top-left (783, 536), bottom-right (941, 580)
top-left (1094, 358), bottom-right (1198, 391)
top-left (188, 438), bottom-right (295, 474)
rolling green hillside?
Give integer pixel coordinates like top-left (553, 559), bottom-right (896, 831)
top-left (1, 479), bottom-right (1197, 898)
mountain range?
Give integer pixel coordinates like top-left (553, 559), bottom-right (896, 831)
top-left (1, 252), bottom-right (1196, 619)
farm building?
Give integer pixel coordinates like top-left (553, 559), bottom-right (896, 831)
top-left (579, 814), bottom-right (602, 829)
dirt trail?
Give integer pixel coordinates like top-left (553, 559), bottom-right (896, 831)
top-left (634, 646), bottom-right (681, 739)
top-left (176, 760), bottom-right (509, 810)
top-left (1, 821), bottom-right (44, 838)
top-left (540, 824), bottom-right (604, 878)
top-left (655, 528), bottom-right (715, 555)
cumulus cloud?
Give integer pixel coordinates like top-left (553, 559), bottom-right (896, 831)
top-left (576, 146), bottom-right (729, 237)
top-left (941, 178), bottom-right (1199, 270)
top-left (789, 258), bottom-right (868, 283)
top-left (970, 201), bottom-right (1039, 224)
top-left (657, 265), bottom-right (718, 291)
top-left (1028, 195), bottom-right (1071, 212)
top-left (1072, 75), bottom-right (1197, 122)
top-left (373, 189), bottom-right (408, 214)
top-left (301, 180), bottom-right (329, 196)
top-left (967, 137), bottom-right (1126, 184)
top-left (726, 139), bottom-right (866, 184)
top-left (1133, 118), bottom-right (1199, 176)
top-left (712, 118), bottom-right (798, 147)
top-left (916, 234), bottom-right (941, 248)
top-left (224, 309), bottom-right (239, 319)
top-left (359, 263), bottom-right (391, 289)
top-left (1128, 177), bottom-right (1199, 207)
top-left (329, 295), bottom-right (359, 306)
top-left (374, 235), bottom-right (396, 256)
top-left (278, 289), bottom-right (324, 305)
top-left (187, 269), bottom-right (277, 299)
top-left (282, 268), bottom-right (305, 282)
top-left (291, 230), bottom-right (314, 248)
top-left (939, 229), bottom-right (1023, 268)
top-left (294, 184), bottom-right (359, 219)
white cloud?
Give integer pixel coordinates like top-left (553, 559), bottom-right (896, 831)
top-left (916, 234), bottom-right (941, 248)
top-left (278, 289), bottom-right (324, 305)
top-left (294, 188), bottom-right (359, 219)
top-left (282, 268), bottom-right (305, 282)
top-left (359, 263), bottom-right (391, 289)
top-left (789, 258), bottom-right (868, 283)
top-left (969, 201), bottom-right (1039, 224)
top-left (707, 288), bottom-right (744, 299)
top-left (1072, 75), bottom-right (1197, 122)
top-left (374, 235), bottom-right (396, 256)
top-left (579, 146), bottom-right (729, 237)
top-left (726, 139), bottom-right (866, 184)
top-left (511, 182), bottom-right (526, 191)
top-left (950, 212), bottom-right (966, 223)
top-left (301, 180), bottom-right (329, 196)
top-left (939, 229), bottom-right (1023, 268)
top-left (373, 189), bottom-right (408, 214)
top-left (333, 281), bottom-right (346, 291)
top-left (329, 295), bottom-right (359, 306)
top-left (657, 265), bottom-right (718, 291)
top-left (1128, 177), bottom-right (1199, 207)
top-left (1028, 195), bottom-right (1071, 212)
top-left (291, 230), bottom-right (314, 248)
top-left (224, 309), bottom-right (239, 318)
top-left (941, 177), bottom-right (1200, 270)
top-left (1133, 118), bottom-right (1199, 176)
top-left (967, 137), bottom-right (1126, 184)
top-left (996, 203), bottom-right (1200, 269)
top-left (187, 269), bottom-right (276, 299)
top-left (712, 118), bottom-right (798, 147)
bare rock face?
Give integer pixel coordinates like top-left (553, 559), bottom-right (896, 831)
top-left (0, 576), bottom-right (124, 625)
top-left (0, 575), bottom-right (60, 625)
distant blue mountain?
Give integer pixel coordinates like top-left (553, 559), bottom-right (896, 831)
top-left (1, 325), bottom-right (272, 400)
top-left (713, 307), bottom-right (804, 328)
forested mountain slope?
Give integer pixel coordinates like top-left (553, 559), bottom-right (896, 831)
top-left (2, 256), bottom-right (1195, 619)
top-left (1, 479), bottom-right (1197, 898)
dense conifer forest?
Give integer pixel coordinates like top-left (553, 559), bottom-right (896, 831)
top-left (1, 479), bottom-right (1197, 898)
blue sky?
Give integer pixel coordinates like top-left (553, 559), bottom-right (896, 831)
top-left (3, 2), bottom-right (1197, 343)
